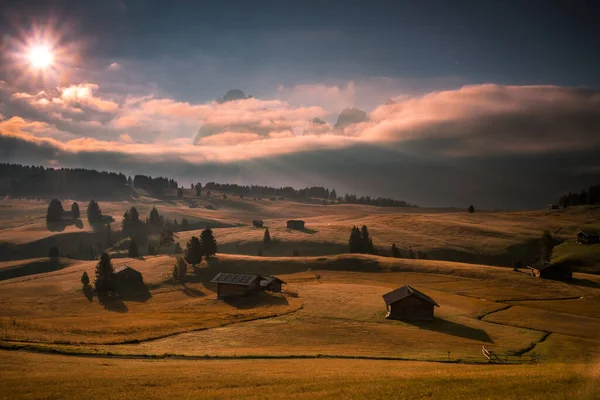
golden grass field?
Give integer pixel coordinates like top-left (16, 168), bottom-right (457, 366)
top-left (1, 193), bottom-right (600, 398)
top-left (1, 351), bottom-right (599, 400)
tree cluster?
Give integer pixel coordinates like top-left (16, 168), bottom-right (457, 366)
top-left (184, 228), bottom-right (218, 267)
top-left (348, 225), bottom-right (376, 254)
top-left (94, 252), bottom-right (115, 295)
top-left (558, 184), bottom-right (600, 208)
top-left (1, 163), bottom-right (127, 199)
top-left (133, 174), bottom-right (178, 193)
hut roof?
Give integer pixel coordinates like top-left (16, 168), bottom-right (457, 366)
top-left (579, 230), bottom-right (599, 237)
top-left (382, 285), bottom-right (439, 307)
top-left (211, 273), bottom-right (260, 286)
top-left (114, 265), bottom-right (142, 276)
top-left (259, 275), bottom-right (287, 286)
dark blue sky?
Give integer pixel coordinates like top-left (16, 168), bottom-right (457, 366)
top-left (2, 0), bottom-right (599, 101)
top-left (1, 0), bottom-right (600, 208)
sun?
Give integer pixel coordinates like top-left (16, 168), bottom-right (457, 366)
top-left (28, 44), bottom-right (54, 69)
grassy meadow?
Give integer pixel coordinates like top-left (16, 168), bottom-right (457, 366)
top-left (1, 192), bottom-right (600, 398)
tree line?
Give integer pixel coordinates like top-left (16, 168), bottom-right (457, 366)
top-left (1, 163), bottom-right (127, 199)
top-left (558, 183), bottom-right (600, 208)
top-left (2, 162), bottom-right (414, 208)
top-left (202, 182), bottom-right (415, 207)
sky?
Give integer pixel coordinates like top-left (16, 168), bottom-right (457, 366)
top-left (1, 0), bottom-right (599, 209)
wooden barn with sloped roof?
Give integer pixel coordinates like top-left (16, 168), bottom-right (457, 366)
top-left (211, 273), bottom-right (263, 298)
top-left (382, 285), bottom-right (439, 321)
top-left (260, 275), bottom-right (286, 292)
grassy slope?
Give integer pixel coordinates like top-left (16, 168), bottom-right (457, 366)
top-left (1, 351), bottom-right (599, 400)
top-left (2, 196), bottom-right (600, 268)
top-left (2, 254), bottom-right (599, 364)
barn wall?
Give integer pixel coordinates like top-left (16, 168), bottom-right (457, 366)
top-left (388, 296), bottom-right (434, 320)
top-left (217, 283), bottom-right (248, 297)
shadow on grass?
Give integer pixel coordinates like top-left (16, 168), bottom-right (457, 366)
top-left (298, 228), bottom-right (319, 235)
top-left (46, 219), bottom-right (84, 232)
top-left (569, 278), bottom-right (599, 289)
top-left (180, 284), bottom-right (205, 297)
top-left (118, 285), bottom-right (152, 302)
top-left (405, 317), bottom-right (493, 343)
top-left (222, 292), bottom-right (289, 309)
top-left (98, 294), bottom-right (129, 313)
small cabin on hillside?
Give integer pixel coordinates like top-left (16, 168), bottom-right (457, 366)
top-left (114, 265), bottom-right (144, 291)
top-left (548, 204), bottom-right (559, 210)
top-left (528, 261), bottom-right (572, 281)
top-left (287, 220), bottom-right (305, 230)
top-left (382, 285), bottom-right (439, 321)
top-left (577, 230), bottom-right (599, 245)
top-left (253, 220), bottom-right (264, 228)
top-left (260, 275), bottom-right (286, 292)
top-left (211, 273), bottom-right (263, 298)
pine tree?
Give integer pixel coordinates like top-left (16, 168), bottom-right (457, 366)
top-left (81, 271), bottom-right (90, 286)
top-left (71, 202), bottom-right (80, 219)
top-left (468, 205), bottom-right (475, 213)
top-left (263, 228), bottom-right (272, 247)
top-left (407, 246), bottom-right (415, 259)
top-left (159, 229), bottom-right (174, 249)
top-left (175, 257), bottom-right (187, 282)
top-left (180, 218), bottom-right (189, 231)
top-left (200, 227), bottom-right (218, 257)
top-left (148, 207), bottom-right (162, 230)
top-left (94, 252), bottom-right (115, 295)
top-left (348, 226), bottom-right (363, 253)
top-left (360, 225), bottom-right (375, 254)
top-left (207, 190), bottom-right (211, 198)
top-left (185, 236), bottom-right (203, 267)
top-left (391, 243), bottom-right (400, 258)
top-left (46, 199), bottom-right (64, 222)
top-left (87, 200), bottom-right (103, 223)
top-left (173, 242), bottom-right (183, 254)
top-left (541, 230), bottom-right (554, 263)
top-left (148, 244), bottom-right (155, 256)
top-left (196, 184), bottom-right (202, 197)
top-left (177, 187), bottom-right (183, 197)
top-left (128, 238), bottom-right (139, 258)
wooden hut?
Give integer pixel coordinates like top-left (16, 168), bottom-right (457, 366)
top-left (382, 285), bottom-right (439, 321)
top-left (211, 273), bottom-right (263, 298)
top-left (260, 275), bottom-right (286, 292)
top-left (252, 220), bottom-right (264, 228)
top-left (114, 265), bottom-right (144, 293)
top-left (528, 261), bottom-right (572, 280)
top-left (577, 230), bottom-right (600, 244)
top-left (287, 220), bottom-right (305, 230)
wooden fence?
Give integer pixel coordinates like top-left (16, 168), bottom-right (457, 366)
top-left (482, 346), bottom-right (540, 364)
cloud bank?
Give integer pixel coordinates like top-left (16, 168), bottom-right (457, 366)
top-left (1, 80), bottom-right (600, 207)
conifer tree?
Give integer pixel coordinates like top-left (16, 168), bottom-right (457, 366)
top-left (201, 227), bottom-right (218, 257)
top-left (468, 205), bottom-right (475, 213)
top-left (71, 202), bottom-right (80, 219)
top-left (46, 199), bottom-right (64, 222)
top-left (195, 183), bottom-right (202, 197)
top-left (81, 271), bottom-right (90, 286)
top-left (263, 228), bottom-right (272, 247)
top-left (185, 236), bottom-right (203, 267)
top-left (391, 243), bottom-right (400, 258)
top-left (106, 223), bottom-right (112, 247)
top-left (173, 242), bottom-right (183, 254)
top-left (175, 257), bottom-right (187, 282)
top-left (177, 187), bottom-right (183, 197)
top-left (87, 200), bottom-right (103, 223)
top-left (94, 252), bottom-right (115, 295)
top-left (128, 238), bottom-right (139, 258)
top-left (348, 226), bottom-right (363, 253)
top-left (541, 230), bottom-right (554, 263)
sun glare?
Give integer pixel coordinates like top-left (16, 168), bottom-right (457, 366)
top-left (28, 45), bottom-right (54, 69)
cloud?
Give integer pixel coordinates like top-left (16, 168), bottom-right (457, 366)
top-left (108, 62), bottom-right (121, 71)
top-left (361, 84), bottom-right (600, 156)
top-left (3, 82), bottom-right (600, 169)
